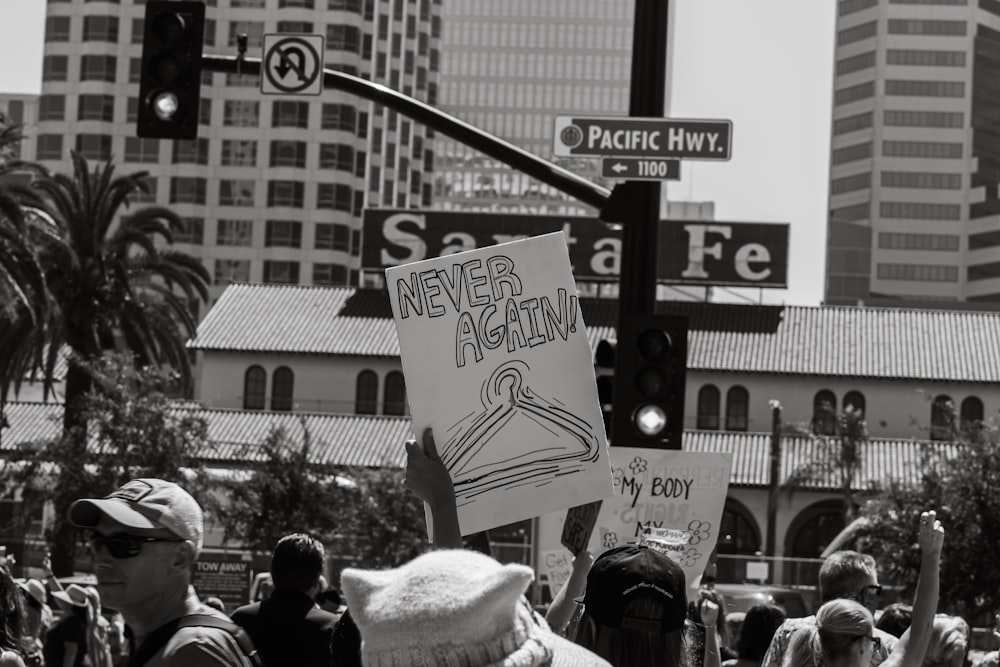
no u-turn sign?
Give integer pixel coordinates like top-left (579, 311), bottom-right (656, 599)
top-left (553, 116), bottom-right (732, 161)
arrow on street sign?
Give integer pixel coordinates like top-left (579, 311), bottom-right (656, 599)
top-left (554, 116), bottom-right (732, 161)
top-left (261, 33), bottom-right (324, 96)
top-left (601, 157), bottom-right (680, 181)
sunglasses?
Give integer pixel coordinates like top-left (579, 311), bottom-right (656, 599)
top-left (89, 531), bottom-right (184, 559)
top-left (859, 584), bottom-right (883, 600)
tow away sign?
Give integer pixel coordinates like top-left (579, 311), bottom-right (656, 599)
top-left (553, 116), bottom-right (732, 161)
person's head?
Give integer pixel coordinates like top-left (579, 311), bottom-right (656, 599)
top-left (0, 563), bottom-right (25, 652)
top-left (341, 549), bottom-right (607, 666)
top-left (785, 598), bottom-right (875, 667)
top-left (68, 478), bottom-right (204, 619)
top-left (16, 579), bottom-right (46, 639)
top-left (736, 603), bottom-right (786, 661)
top-left (818, 550), bottom-right (881, 613)
top-left (270, 533), bottom-right (326, 595)
top-left (724, 611), bottom-right (745, 652)
top-left (203, 596), bottom-right (225, 613)
top-left (923, 614), bottom-right (968, 667)
top-left (874, 602), bottom-right (912, 638)
top-left (574, 545), bottom-right (688, 667)
top-left (315, 586), bottom-right (344, 614)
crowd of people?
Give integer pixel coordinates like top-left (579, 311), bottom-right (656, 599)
top-left (0, 428), bottom-right (992, 666)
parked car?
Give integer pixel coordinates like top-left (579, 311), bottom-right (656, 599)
top-left (711, 583), bottom-right (812, 618)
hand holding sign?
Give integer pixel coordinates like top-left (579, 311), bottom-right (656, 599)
top-left (404, 429), bottom-right (461, 548)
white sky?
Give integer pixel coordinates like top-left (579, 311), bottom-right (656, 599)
top-left (0, 0), bottom-right (835, 306)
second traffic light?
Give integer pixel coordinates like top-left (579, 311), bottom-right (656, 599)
top-left (611, 314), bottom-right (688, 449)
top-left (137, 0), bottom-right (205, 140)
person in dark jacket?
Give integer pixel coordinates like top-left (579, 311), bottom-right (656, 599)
top-left (231, 534), bottom-right (338, 667)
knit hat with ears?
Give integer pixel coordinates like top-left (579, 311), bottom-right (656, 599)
top-left (341, 549), bottom-right (610, 667)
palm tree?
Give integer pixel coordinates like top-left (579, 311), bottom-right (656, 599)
top-left (0, 151), bottom-right (211, 574)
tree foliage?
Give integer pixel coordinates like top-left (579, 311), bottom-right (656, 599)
top-left (855, 423), bottom-right (1000, 618)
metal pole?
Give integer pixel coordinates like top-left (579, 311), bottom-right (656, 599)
top-left (201, 55), bottom-right (611, 211)
top-left (766, 400), bottom-right (782, 557)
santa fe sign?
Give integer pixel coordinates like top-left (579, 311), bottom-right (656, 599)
top-left (553, 116), bottom-right (732, 161)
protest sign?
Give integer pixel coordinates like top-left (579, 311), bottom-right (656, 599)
top-left (192, 550), bottom-right (253, 611)
top-left (386, 231), bottom-right (615, 536)
top-left (561, 500), bottom-right (602, 556)
top-left (593, 448), bottom-right (732, 590)
top-left (538, 549), bottom-right (573, 595)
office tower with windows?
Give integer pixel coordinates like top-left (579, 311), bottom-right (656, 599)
top-left (827, 0), bottom-right (1000, 307)
top-left (35, 0), bottom-right (440, 305)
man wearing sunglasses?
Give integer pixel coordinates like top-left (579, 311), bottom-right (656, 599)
top-left (761, 550), bottom-right (898, 667)
top-left (69, 478), bottom-right (256, 667)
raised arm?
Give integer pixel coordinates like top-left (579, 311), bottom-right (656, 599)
top-left (701, 599), bottom-right (722, 667)
top-left (545, 550), bottom-right (593, 634)
top-left (882, 510), bottom-right (944, 667)
top-left (403, 428), bottom-right (463, 549)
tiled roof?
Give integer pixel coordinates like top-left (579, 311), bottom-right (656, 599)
top-left (189, 284), bottom-right (1000, 383)
top-left (0, 402), bottom-right (945, 490)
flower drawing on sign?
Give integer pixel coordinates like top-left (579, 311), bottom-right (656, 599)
top-left (629, 457), bottom-right (648, 475)
top-left (686, 520), bottom-right (712, 546)
top-left (678, 547), bottom-right (702, 568)
top-left (603, 532), bottom-right (618, 549)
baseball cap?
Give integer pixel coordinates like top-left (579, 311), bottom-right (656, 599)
top-left (577, 545), bottom-right (687, 633)
top-left (68, 478), bottom-right (204, 553)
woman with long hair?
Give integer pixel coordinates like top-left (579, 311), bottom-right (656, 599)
top-left (0, 563), bottom-right (28, 667)
top-left (784, 510), bottom-right (944, 667)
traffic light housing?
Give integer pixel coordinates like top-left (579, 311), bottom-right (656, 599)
top-left (612, 314), bottom-right (688, 448)
top-left (137, 0), bottom-right (205, 140)
top-left (594, 338), bottom-right (616, 438)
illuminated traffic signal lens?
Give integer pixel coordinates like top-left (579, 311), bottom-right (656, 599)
top-left (151, 92), bottom-right (179, 121)
top-left (637, 329), bottom-right (670, 360)
top-left (634, 404), bottom-right (668, 436)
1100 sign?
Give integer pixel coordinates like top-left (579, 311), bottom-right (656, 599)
top-left (637, 160), bottom-right (674, 177)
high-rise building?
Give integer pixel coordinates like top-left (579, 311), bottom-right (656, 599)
top-left (433, 0), bottom-right (639, 216)
top-left (0, 94), bottom-right (39, 162)
top-left (34, 0), bottom-right (440, 304)
top-left (826, 0), bottom-right (1000, 307)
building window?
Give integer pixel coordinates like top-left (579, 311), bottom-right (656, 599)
top-left (831, 202), bottom-right (870, 223)
top-left (221, 140), bottom-right (257, 166)
top-left (83, 15), bottom-right (119, 41)
top-left (321, 103), bottom-right (356, 131)
top-left (876, 263), bottom-right (959, 282)
top-left (199, 98), bottom-right (212, 125)
top-left (317, 183), bottom-right (352, 211)
top-left (133, 177), bottom-right (158, 203)
top-left (36, 135), bottom-right (64, 160)
top-left (217, 219), bottom-right (254, 246)
top-left (813, 390), bottom-right (837, 435)
top-left (832, 142), bottom-right (873, 166)
top-left (836, 50), bottom-right (876, 75)
top-left (271, 101), bottom-right (309, 128)
top-left (78, 94), bottom-right (115, 122)
top-left (269, 140), bottom-right (307, 168)
top-left (45, 16), bottom-right (71, 41)
top-left (224, 101), bottom-right (259, 126)
top-left (930, 394), bottom-right (954, 440)
top-left (271, 367), bottom-right (294, 411)
top-left (881, 171), bottom-right (961, 189)
top-left (312, 263), bottom-right (348, 285)
top-left (219, 180), bottom-right (255, 207)
top-left (169, 177), bottom-right (207, 205)
top-left (42, 55), bottom-right (69, 82)
top-left (124, 137), bottom-right (160, 163)
top-left (129, 57), bottom-right (142, 83)
top-left (832, 111), bottom-right (873, 136)
top-left (960, 396), bottom-right (983, 432)
top-left (228, 20), bottom-right (264, 48)
top-left (843, 391), bottom-right (865, 416)
top-left (214, 259), bottom-right (251, 285)
top-left (886, 49), bottom-right (965, 67)
top-left (80, 55), bottom-right (117, 82)
top-left (880, 201), bottom-right (961, 220)
top-left (75, 134), bottom-right (112, 161)
top-left (717, 498), bottom-right (761, 559)
top-left (787, 500), bottom-right (846, 558)
top-left (327, 24), bottom-right (360, 52)
top-left (885, 80), bottom-right (964, 98)
top-left (265, 220), bottom-right (302, 248)
top-left (884, 110), bottom-right (964, 129)
top-left (725, 386), bottom-right (749, 431)
top-left (38, 95), bottom-right (66, 121)
top-left (696, 385), bottom-right (720, 430)
top-left (318, 143), bottom-right (355, 170)
top-left (267, 181), bottom-right (305, 208)
top-left (837, 20), bottom-right (877, 46)
top-left (830, 172), bottom-right (871, 195)
top-left (878, 233), bottom-right (959, 251)
top-left (262, 260), bottom-right (300, 284)
top-left (356, 370), bottom-right (378, 414)
top-left (383, 371), bottom-right (407, 415)
top-left (888, 19), bottom-right (966, 35)
top-left (172, 138), bottom-right (210, 165)
top-left (834, 81), bottom-right (875, 106)
top-left (174, 217), bottom-right (204, 244)
top-left (243, 366), bottom-right (266, 410)
top-left (883, 141), bottom-right (963, 159)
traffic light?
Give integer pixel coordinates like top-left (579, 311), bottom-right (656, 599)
top-left (137, 0), bottom-right (205, 140)
top-left (594, 337), bottom-right (616, 438)
top-left (612, 314), bottom-right (688, 448)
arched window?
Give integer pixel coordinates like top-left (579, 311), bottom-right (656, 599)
top-left (243, 366), bottom-right (266, 410)
top-left (714, 498), bottom-right (764, 584)
top-left (786, 500), bottom-right (846, 559)
top-left (931, 394), bottom-right (954, 441)
top-left (355, 370), bottom-right (378, 414)
top-left (725, 386), bottom-right (749, 431)
top-left (383, 371), bottom-right (407, 416)
top-left (843, 390), bottom-right (865, 417)
top-left (813, 390), bottom-right (837, 436)
top-left (271, 367), bottom-right (294, 411)
top-left (696, 385), bottom-right (721, 430)
top-left (960, 396), bottom-right (983, 433)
